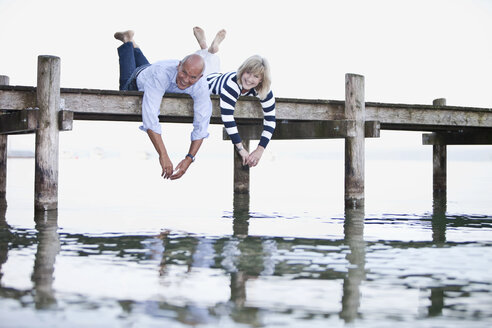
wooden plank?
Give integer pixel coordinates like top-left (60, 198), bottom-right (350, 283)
top-left (1, 85), bottom-right (491, 130)
top-left (224, 120), bottom-right (380, 140)
top-left (366, 102), bottom-right (492, 129)
top-left (59, 91), bottom-right (346, 122)
top-left (423, 131), bottom-right (492, 145)
top-left (0, 109), bottom-right (38, 134)
top-left (0, 85), bottom-right (37, 109)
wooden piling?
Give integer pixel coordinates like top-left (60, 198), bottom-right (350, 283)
top-left (233, 139), bottom-right (250, 194)
top-left (35, 56), bottom-right (60, 211)
top-left (0, 75), bottom-right (9, 208)
top-left (344, 74), bottom-right (365, 209)
top-left (432, 98), bottom-right (447, 194)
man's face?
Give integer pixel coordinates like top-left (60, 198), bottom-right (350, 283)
top-left (176, 60), bottom-right (203, 90)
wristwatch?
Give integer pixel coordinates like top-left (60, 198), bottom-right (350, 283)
top-left (186, 153), bottom-right (195, 162)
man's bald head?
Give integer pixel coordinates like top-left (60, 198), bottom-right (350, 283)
top-left (182, 54), bottom-right (205, 75)
top-left (176, 54), bottom-right (205, 90)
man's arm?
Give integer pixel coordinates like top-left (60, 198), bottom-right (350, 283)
top-left (147, 129), bottom-right (174, 179)
top-left (170, 138), bottom-right (203, 180)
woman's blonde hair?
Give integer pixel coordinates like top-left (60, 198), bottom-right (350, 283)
top-left (237, 55), bottom-right (272, 99)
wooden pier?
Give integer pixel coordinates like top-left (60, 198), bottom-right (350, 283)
top-left (1, 55), bottom-right (491, 212)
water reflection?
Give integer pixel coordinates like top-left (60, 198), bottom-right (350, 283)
top-left (430, 191), bottom-right (446, 316)
top-left (432, 191), bottom-right (447, 244)
top-left (0, 206), bottom-right (9, 284)
top-left (230, 193), bottom-right (260, 324)
top-left (229, 191), bottom-right (249, 309)
top-left (31, 210), bottom-right (60, 309)
top-left (0, 208), bottom-right (492, 326)
top-left (232, 193), bottom-right (250, 237)
top-left (340, 206), bottom-right (365, 323)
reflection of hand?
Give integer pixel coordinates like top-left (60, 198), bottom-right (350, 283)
top-left (247, 146), bottom-right (265, 167)
top-left (159, 155), bottom-right (173, 179)
top-left (170, 157), bottom-right (192, 180)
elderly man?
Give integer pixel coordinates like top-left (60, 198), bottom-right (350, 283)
top-left (115, 30), bottom-right (212, 180)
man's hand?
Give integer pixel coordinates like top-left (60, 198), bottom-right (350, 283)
top-left (170, 156), bottom-right (192, 180)
top-left (159, 155), bottom-right (173, 179)
top-left (146, 130), bottom-right (174, 179)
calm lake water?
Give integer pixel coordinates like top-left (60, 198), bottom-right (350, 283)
top-left (1, 126), bottom-right (492, 327)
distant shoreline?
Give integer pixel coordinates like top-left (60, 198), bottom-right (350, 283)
top-left (7, 151), bottom-right (34, 158)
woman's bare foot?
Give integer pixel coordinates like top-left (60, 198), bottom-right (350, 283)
top-left (208, 29), bottom-right (226, 54)
top-left (193, 26), bottom-right (207, 50)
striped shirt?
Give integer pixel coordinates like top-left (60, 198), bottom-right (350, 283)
top-left (207, 71), bottom-right (276, 148)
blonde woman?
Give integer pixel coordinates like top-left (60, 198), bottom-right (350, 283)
top-left (193, 27), bottom-right (276, 167)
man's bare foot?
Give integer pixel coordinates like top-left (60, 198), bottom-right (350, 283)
top-left (114, 30), bottom-right (134, 43)
top-left (208, 29), bottom-right (226, 54)
top-left (193, 26), bottom-right (207, 50)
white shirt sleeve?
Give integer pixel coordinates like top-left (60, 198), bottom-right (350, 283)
top-left (190, 80), bottom-right (213, 140)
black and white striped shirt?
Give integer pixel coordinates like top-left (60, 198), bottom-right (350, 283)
top-left (207, 71), bottom-right (276, 148)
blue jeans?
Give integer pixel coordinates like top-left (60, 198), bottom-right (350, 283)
top-left (117, 42), bottom-right (150, 90)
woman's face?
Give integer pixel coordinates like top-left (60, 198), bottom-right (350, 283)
top-left (241, 71), bottom-right (262, 91)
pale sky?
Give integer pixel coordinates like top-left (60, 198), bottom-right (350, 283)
top-left (1, 0), bottom-right (491, 159)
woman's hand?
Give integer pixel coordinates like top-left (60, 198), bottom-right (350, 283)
top-left (238, 148), bottom-right (249, 166)
top-left (235, 143), bottom-right (249, 166)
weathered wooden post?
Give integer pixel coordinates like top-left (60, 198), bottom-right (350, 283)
top-left (233, 139), bottom-right (250, 194)
top-left (35, 56), bottom-right (61, 211)
top-left (432, 98), bottom-right (447, 195)
top-left (431, 98), bottom-right (447, 243)
top-left (344, 74), bottom-right (365, 209)
top-left (0, 75), bottom-right (9, 208)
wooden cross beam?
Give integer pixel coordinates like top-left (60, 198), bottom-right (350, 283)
top-left (223, 120), bottom-right (380, 141)
top-left (0, 109), bottom-right (73, 135)
top-left (423, 130), bottom-right (492, 145)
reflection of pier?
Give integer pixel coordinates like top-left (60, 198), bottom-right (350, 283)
top-left (158, 196), bottom-right (368, 324)
top-left (340, 207), bottom-right (365, 322)
top-left (0, 209), bottom-right (60, 309)
top-left (31, 210), bottom-right (60, 309)
top-left (0, 206), bottom-right (8, 283)
top-left (2, 210), bottom-right (487, 324)
top-left (1, 57), bottom-right (491, 212)
top-left (231, 193), bottom-right (367, 322)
